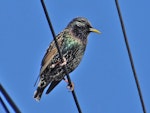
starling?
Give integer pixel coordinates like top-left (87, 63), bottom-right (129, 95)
top-left (34, 17), bottom-right (101, 101)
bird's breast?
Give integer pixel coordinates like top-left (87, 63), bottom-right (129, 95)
top-left (61, 38), bottom-right (86, 73)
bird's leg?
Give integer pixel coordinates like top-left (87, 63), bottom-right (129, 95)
top-left (61, 58), bottom-right (74, 91)
top-left (63, 78), bottom-right (74, 91)
top-left (59, 57), bottom-right (67, 67)
top-left (50, 57), bottom-right (67, 68)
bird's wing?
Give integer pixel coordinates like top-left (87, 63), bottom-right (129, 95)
top-left (40, 32), bottom-right (64, 76)
top-left (46, 80), bottom-right (61, 94)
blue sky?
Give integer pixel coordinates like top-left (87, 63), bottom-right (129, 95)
top-left (0, 0), bottom-right (150, 113)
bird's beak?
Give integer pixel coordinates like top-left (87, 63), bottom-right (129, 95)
top-left (89, 28), bottom-right (101, 34)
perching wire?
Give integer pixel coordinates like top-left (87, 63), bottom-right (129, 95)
top-left (115, 0), bottom-right (147, 113)
top-left (40, 0), bottom-right (82, 113)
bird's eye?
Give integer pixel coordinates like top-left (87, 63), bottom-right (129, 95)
top-left (87, 24), bottom-right (92, 28)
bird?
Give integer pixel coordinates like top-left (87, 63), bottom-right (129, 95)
top-left (34, 17), bottom-right (101, 101)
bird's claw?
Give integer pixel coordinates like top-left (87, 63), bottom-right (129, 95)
top-left (63, 78), bottom-right (74, 91)
top-left (67, 82), bottom-right (74, 91)
top-left (59, 57), bottom-right (67, 67)
top-left (50, 57), bottom-right (67, 68)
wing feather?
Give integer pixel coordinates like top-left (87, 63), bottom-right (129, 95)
top-left (39, 32), bottom-right (64, 75)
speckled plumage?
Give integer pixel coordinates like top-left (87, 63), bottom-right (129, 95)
top-left (34, 17), bottom-right (100, 101)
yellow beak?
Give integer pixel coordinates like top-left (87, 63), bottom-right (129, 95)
top-left (89, 28), bottom-right (101, 34)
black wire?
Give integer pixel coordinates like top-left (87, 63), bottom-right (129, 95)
top-left (0, 84), bottom-right (21, 113)
top-left (0, 97), bottom-right (10, 113)
top-left (115, 1), bottom-right (147, 113)
top-left (40, 0), bottom-right (82, 113)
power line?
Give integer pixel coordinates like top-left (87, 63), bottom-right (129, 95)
top-left (0, 97), bottom-right (10, 113)
top-left (40, 0), bottom-right (82, 113)
top-left (115, 0), bottom-right (147, 113)
top-left (0, 84), bottom-right (21, 113)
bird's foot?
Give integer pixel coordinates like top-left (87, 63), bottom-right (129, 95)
top-left (59, 57), bottom-right (67, 67)
top-left (50, 57), bottom-right (67, 68)
top-left (64, 78), bottom-right (74, 91)
top-left (67, 83), bottom-right (74, 91)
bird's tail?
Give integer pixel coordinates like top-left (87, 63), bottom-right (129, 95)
top-left (33, 78), bottom-right (47, 101)
top-left (33, 87), bottom-right (44, 101)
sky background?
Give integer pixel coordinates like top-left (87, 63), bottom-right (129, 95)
top-left (0, 0), bottom-right (150, 113)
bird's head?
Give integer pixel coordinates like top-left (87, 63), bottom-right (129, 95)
top-left (67, 17), bottom-right (101, 41)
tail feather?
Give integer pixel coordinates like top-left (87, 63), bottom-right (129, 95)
top-left (34, 87), bottom-right (44, 101)
top-left (33, 77), bottom-right (48, 101)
